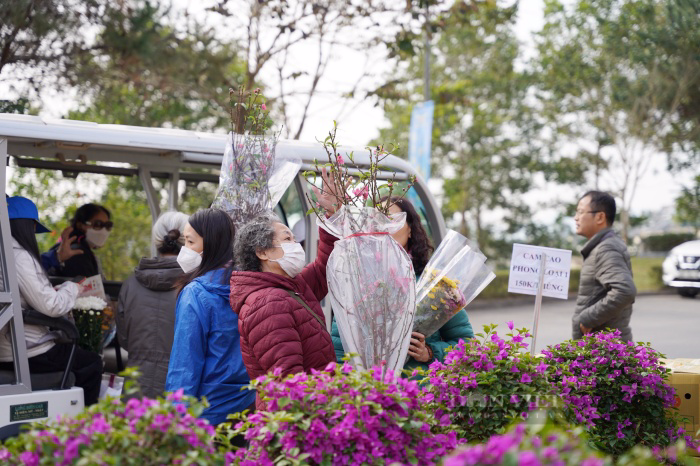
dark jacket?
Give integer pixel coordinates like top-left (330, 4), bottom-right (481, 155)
top-left (166, 269), bottom-right (254, 425)
top-left (42, 234), bottom-right (100, 278)
top-left (573, 228), bottom-right (636, 341)
top-left (331, 308), bottom-right (474, 374)
top-left (116, 256), bottom-right (181, 399)
top-left (230, 229), bottom-right (338, 411)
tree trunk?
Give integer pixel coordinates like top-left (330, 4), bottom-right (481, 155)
top-left (475, 205), bottom-right (483, 249)
top-left (460, 211), bottom-right (470, 238)
top-left (620, 208), bottom-right (630, 245)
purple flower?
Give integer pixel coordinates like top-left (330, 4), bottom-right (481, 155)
top-left (520, 373), bottom-right (532, 384)
top-left (507, 320), bottom-right (514, 331)
top-left (19, 451), bottom-right (39, 466)
top-left (518, 450), bottom-right (540, 466)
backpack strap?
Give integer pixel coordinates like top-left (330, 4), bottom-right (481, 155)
top-left (285, 290), bottom-right (327, 330)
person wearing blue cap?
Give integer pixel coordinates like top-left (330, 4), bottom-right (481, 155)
top-left (0, 196), bottom-right (102, 405)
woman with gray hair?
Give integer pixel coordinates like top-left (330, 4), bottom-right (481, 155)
top-left (116, 211), bottom-right (188, 398)
top-left (230, 171), bottom-right (341, 410)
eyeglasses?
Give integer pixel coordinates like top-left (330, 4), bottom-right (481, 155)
top-left (574, 210), bottom-right (601, 217)
top-left (85, 220), bottom-right (114, 231)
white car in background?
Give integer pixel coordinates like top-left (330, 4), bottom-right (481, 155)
top-left (662, 240), bottom-right (700, 298)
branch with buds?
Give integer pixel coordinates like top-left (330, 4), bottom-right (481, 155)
top-left (303, 121), bottom-right (416, 228)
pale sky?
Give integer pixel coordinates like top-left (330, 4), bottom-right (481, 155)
top-left (1, 0), bottom-right (695, 225)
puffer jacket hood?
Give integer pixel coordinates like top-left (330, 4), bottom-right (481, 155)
top-left (134, 257), bottom-right (182, 291)
top-left (230, 270), bottom-right (300, 311)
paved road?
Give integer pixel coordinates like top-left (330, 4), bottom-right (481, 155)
top-left (467, 294), bottom-right (699, 358)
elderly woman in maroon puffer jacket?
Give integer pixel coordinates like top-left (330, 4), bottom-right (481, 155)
top-left (230, 170), bottom-right (341, 410)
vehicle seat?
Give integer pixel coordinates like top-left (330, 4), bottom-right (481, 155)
top-left (0, 309), bottom-right (80, 390)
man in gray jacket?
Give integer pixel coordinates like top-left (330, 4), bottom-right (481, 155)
top-left (572, 191), bottom-right (636, 341)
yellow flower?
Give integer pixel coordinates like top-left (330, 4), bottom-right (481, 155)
top-left (428, 293), bottom-right (436, 299)
top-left (440, 298), bottom-right (446, 304)
top-left (440, 276), bottom-right (459, 289)
top-left (431, 305), bottom-right (438, 310)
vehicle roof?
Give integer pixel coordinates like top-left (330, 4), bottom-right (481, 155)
top-left (0, 113), bottom-right (417, 177)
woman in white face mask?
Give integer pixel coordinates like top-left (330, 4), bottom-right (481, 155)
top-left (230, 169), bottom-right (342, 411)
top-left (40, 203), bottom-right (112, 279)
top-left (165, 209), bottom-right (255, 427)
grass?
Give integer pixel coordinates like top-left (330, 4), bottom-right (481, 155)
top-left (630, 256), bottom-right (664, 293)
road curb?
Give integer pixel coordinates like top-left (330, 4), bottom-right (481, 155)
top-left (468, 288), bottom-right (677, 311)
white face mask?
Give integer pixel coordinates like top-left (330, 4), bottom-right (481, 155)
top-left (177, 246), bottom-right (202, 273)
top-left (271, 242), bottom-right (306, 278)
top-left (86, 228), bottom-right (110, 248)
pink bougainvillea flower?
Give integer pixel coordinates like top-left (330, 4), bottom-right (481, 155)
top-left (337, 155), bottom-right (345, 165)
top-left (19, 451), bottom-right (39, 466)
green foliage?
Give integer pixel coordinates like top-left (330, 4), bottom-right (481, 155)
top-left (674, 175), bottom-right (700, 233)
top-left (643, 233), bottom-right (696, 253)
top-left (220, 362), bottom-right (456, 465)
top-left (0, 368), bottom-right (227, 465)
top-left (96, 176), bottom-right (153, 281)
top-left (542, 330), bottom-right (686, 457)
top-left (442, 417), bottom-right (611, 465)
top-left (423, 324), bottom-right (554, 441)
top-left (535, 0), bottom-right (700, 242)
top-left (0, 0), bottom-right (105, 88)
top-left (377, 2), bottom-right (581, 257)
top-left (66, 1), bottom-right (247, 131)
top-left (0, 99), bottom-right (32, 114)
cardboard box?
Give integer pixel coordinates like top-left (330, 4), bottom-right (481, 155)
top-left (661, 359), bottom-right (700, 455)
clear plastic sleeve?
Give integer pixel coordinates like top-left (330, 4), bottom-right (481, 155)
top-left (212, 132), bottom-right (300, 227)
top-left (413, 230), bottom-right (496, 339)
top-left (323, 206), bottom-right (416, 374)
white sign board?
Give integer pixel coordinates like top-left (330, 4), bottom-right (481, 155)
top-left (508, 244), bottom-right (572, 300)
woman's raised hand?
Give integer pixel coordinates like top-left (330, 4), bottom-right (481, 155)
top-left (56, 227), bottom-right (84, 263)
top-left (312, 167), bottom-right (350, 216)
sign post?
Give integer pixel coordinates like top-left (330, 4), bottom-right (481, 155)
top-left (508, 244), bottom-right (572, 354)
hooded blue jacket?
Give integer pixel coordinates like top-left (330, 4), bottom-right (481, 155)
top-left (165, 269), bottom-right (254, 425)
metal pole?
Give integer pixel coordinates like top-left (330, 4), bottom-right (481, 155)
top-left (530, 254), bottom-right (547, 356)
top-left (0, 139), bottom-right (32, 395)
top-left (424, 2), bottom-right (431, 101)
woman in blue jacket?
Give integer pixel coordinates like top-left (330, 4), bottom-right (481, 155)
top-left (165, 209), bottom-right (254, 425)
top-left (331, 197), bottom-right (474, 374)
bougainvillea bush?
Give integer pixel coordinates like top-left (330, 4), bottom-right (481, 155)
top-left (423, 323), bottom-right (554, 441)
top-left (542, 329), bottom-right (694, 456)
top-left (223, 362), bottom-right (457, 465)
top-left (442, 420), bottom-right (608, 466)
top-left (442, 417), bottom-right (697, 466)
top-left (0, 389), bottom-right (229, 465)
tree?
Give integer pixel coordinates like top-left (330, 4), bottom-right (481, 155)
top-left (66, 1), bottom-right (247, 131)
top-left (534, 0), bottom-right (697, 243)
top-left (208, 0), bottom-right (420, 139)
top-left (375, 1), bottom-right (579, 257)
top-left (5, 1), bottom-right (229, 280)
top-left (675, 175), bottom-right (700, 234)
top-left (631, 0), bottom-right (700, 168)
top-left (1, 0), bottom-right (105, 97)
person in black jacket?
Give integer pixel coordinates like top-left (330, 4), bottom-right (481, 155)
top-left (42, 203), bottom-right (112, 278)
top-left (116, 211), bottom-right (188, 398)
